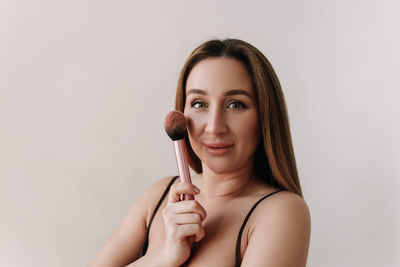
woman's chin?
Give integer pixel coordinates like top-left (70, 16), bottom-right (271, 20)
top-left (202, 160), bottom-right (237, 175)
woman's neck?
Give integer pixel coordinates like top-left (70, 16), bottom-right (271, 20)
top-left (196, 164), bottom-right (257, 200)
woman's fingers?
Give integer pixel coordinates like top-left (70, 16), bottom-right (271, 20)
top-left (164, 200), bottom-right (207, 221)
top-left (163, 202), bottom-right (207, 243)
top-left (165, 221), bottom-right (205, 243)
top-left (165, 212), bottom-right (202, 225)
top-left (176, 224), bottom-right (205, 242)
top-left (168, 182), bottom-right (200, 203)
top-left (163, 182), bottom-right (207, 244)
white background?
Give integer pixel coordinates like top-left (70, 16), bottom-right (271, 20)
top-left (1, 0), bottom-right (399, 266)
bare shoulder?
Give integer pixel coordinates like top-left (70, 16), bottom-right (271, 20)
top-left (241, 191), bottom-right (311, 267)
top-left (89, 175), bottom-right (178, 267)
top-left (132, 175), bottom-right (179, 223)
top-left (139, 175), bottom-right (178, 201)
top-left (255, 190), bottom-right (310, 224)
top-left (118, 175), bottom-right (179, 238)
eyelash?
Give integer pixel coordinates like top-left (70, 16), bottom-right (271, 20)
top-left (190, 100), bottom-right (247, 110)
top-left (191, 100), bottom-right (207, 109)
top-left (227, 101), bottom-right (247, 109)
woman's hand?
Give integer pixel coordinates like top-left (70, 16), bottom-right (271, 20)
top-left (160, 182), bottom-right (207, 266)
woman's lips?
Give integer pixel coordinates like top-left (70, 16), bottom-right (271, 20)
top-left (203, 143), bottom-right (234, 156)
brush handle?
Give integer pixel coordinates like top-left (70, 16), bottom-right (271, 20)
top-left (173, 140), bottom-right (194, 201)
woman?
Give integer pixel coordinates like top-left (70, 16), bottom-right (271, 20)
top-left (89, 39), bottom-right (311, 266)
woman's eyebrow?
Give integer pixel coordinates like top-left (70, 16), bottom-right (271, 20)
top-left (223, 89), bottom-right (253, 98)
top-left (187, 89), bottom-right (207, 95)
top-left (187, 89), bottom-right (253, 98)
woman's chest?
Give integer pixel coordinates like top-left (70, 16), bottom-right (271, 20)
top-left (147, 201), bottom-right (253, 266)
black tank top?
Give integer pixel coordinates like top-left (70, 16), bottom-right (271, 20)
top-left (139, 176), bottom-right (282, 266)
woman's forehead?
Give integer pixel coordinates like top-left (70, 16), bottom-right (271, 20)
top-left (186, 58), bottom-right (254, 97)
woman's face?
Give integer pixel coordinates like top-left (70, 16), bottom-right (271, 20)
top-left (184, 57), bottom-right (260, 174)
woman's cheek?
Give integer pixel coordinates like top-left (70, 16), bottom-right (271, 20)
top-left (185, 113), bottom-right (204, 157)
top-left (185, 113), bottom-right (204, 135)
top-left (186, 129), bottom-right (203, 161)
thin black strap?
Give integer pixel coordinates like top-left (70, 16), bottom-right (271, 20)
top-left (235, 189), bottom-right (283, 267)
top-left (140, 176), bottom-right (179, 256)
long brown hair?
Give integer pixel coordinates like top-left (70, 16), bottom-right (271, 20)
top-left (175, 39), bottom-right (302, 197)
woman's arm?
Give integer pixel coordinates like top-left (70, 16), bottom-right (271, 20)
top-left (89, 177), bottom-right (206, 267)
top-left (88, 176), bottom-right (176, 267)
top-left (240, 192), bottom-right (311, 267)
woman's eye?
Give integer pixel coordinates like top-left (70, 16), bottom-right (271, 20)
top-left (227, 101), bottom-right (246, 109)
top-left (191, 100), bottom-right (207, 109)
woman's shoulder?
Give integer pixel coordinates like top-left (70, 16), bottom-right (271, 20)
top-left (251, 189), bottom-right (310, 227)
top-left (138, 176), bottom-right (179, 221)
top-left (248, 179), bottom-right (310, 218)
top-left (88, 176), bottom-right (179, 266)
top-left (141, 175), bottom-right (179, 198)
top-left (241, 190), bottom-right (311, 265)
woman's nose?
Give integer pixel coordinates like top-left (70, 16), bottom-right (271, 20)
top-left (205, 108), bottom-right (227, 135)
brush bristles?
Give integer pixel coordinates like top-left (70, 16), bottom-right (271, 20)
top-left (164, 111), bottom-right (187, 141)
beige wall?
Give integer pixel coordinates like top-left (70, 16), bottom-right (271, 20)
top-left (1, 0), bottom-right (399, 266)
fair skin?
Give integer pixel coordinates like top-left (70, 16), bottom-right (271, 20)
top-left (89, 58), bottom-right (310, 267)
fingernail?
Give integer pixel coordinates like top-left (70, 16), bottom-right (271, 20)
top-left (194, 186), bottom-right (200, 194)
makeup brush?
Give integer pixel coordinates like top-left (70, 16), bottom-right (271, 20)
top-left (164, 111), bottom-right (194, 201)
